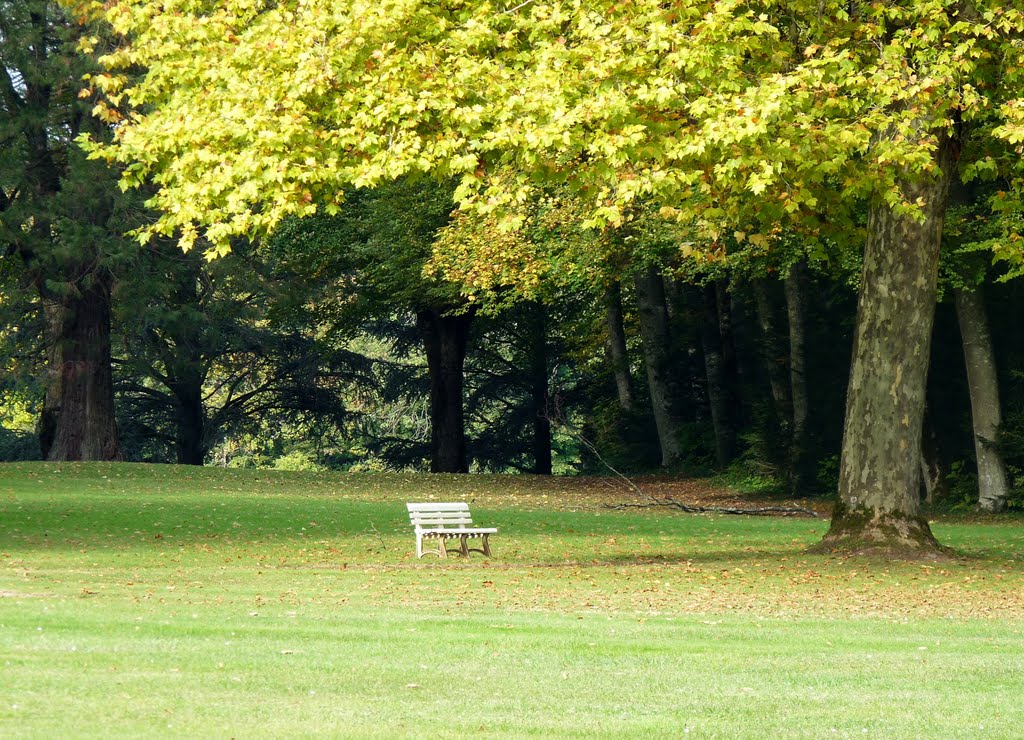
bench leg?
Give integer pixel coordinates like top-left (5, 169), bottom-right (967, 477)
top-left (418, 534), bottom-right (492, 558)
top-left (417, 535), bottom-right (448, 558)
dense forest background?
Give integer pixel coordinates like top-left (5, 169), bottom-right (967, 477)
top-left (5, 170), bottom-right (1024, 511)
top-left (3, 0), bottom-right (1024, 518)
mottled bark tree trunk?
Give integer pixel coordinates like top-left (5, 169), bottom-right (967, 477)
top-left (785, 262), bottom-right (812, 494)
top-left (529, 302), bottom-right (553, 476)
top-left (702, 283), bottom-right (736, 468)
top-left (417, 308), bottom-right (474, 474)
top-left (47, 273), bottom-right (122, 461)
top-left (955, 286), bottom-right (1009, 513)
top-left (604, 282), bottom-right (634, 412)
top-left (634, 267), bottom-right (682, 467)
top-left (819, 138), bottom-right (955, 555)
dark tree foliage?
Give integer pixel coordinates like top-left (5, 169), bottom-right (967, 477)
top-left (114, 241), bottom-right (365, 464)
top-left (266, 178), bottom-right (479, 473)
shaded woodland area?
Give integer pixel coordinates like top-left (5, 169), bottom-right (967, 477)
top-left (3, 0), bottom-right (1024, 538)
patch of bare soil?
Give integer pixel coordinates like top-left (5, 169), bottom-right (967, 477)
top-left (468, 475), bottom-right (832, 518)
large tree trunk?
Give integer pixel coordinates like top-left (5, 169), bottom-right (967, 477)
top-left (634, 267), bottom-right (682, 467)
top-left (954, 286), bottom-right (1009, 513)
top-left (604, 282), bottom-right (634, 412)
top-left (46, 273), bottom-right (122, 462)
top-left (785, 262), bottom-right (812, 494)
top-left (818, 137), bottom-right (955, 556)
top-left (417, 307), bottom-right (475, 474)
top-left (529, 302), bottom-right (553, 475)
top-left (702, 283), bottom-right (736, 468)
top-left (35, 269), bottom-right (121, 462)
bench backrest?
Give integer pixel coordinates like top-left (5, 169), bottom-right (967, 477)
top-left (407, 502), bottom-right (475, 530)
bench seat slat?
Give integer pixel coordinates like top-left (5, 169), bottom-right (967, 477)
top-left (418, 527), bottom-right (498, 535)
top-left (407, 502), bottom-right (471, 512)
top-left (409, 517), bottom-right (473, 524)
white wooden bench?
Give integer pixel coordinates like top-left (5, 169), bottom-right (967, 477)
top-left (406, 502), bottom-right (497, 558)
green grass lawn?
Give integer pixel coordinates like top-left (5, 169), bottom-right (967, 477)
top-left (2, 462), bottom-right (1023, 737)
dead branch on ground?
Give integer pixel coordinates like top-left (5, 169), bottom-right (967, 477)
top-left (606, 500), bottom-right (819, 518)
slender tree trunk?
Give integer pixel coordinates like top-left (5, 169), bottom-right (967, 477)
top-left (919, 405), bottom-right (945, 504)
top-left (529, 302), bottom-right (553, 475)
top-left (666, 277), bottom-right (699, 423)
top-left (417, 307), bottom-right (475, 474)
top-left (634, 267), bottom-right (682, 467)
top-left (785, 261), bottom-right (811, 494)
top-left (819, 137), bottom-right (955, 555)
top-left (955, 286), bottom-right (1009, 513)
top-left (604, 282), bottom-right (634, 412)
top-left (47, 273), bottom-right (122, 461)
top-left (752, 278), bottom-right (793, 436)
top-left (716, 281), bottom-right (745, 430)
top-left (166, 255), bottom-right (209, 466)
top-left (702, 283), bottom-right (736, 468)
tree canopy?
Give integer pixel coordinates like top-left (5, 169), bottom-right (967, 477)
top-left (72, 0), bottom-right (1024, 266)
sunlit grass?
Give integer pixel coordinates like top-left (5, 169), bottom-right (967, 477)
top-left (2, 463), bottom-right (1023, 737)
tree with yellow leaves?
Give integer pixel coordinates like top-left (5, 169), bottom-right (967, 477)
top-left (72, 0), bottom-right (1024, 555)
